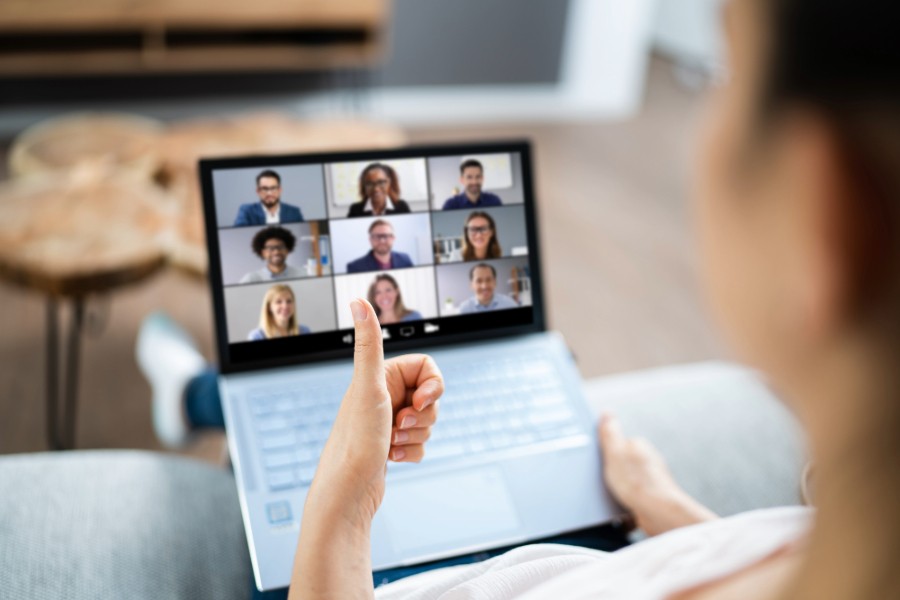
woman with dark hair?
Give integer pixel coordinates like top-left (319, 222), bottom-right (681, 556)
top-left (284, 0), bottom-right (900, 597)
top-left (137, 0), bottom-right (900, 595)
top-left (366, 273), bottom-right (423, 324)
top-left (448, 211), bottom-right (502, 262)
top-left (346, 163), bottom-right (412, 217)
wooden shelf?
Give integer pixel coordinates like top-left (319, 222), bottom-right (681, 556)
top-left (0, 0), bottom-right (388, 76)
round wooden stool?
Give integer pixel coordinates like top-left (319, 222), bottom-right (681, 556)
top-left (0, 175), bottom-right (174, 449)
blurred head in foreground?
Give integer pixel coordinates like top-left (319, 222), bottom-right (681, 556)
top-left (696, 0), bottom-right (899, 597)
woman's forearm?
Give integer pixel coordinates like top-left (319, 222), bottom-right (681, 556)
top-left (289, 492), bottom-right (375, 600)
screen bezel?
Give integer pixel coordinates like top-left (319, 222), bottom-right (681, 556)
top-left (199, 140), bottom-right (545, 374)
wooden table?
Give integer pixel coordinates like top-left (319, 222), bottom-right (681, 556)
top-left (0, 176), bottom-right (172, 449)
top-left (2, 111), bottom-right (408, 449)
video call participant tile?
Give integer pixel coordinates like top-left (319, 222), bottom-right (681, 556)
top-left (431, 205), bottom-right (529, 265)
top-left (218, 222), bottom-right (332, 285)
top-left (435, 257), bottom-right (532, 317)
top-left (332, 267), bottom-right (439, 330)
top-left (323, 158), bottom-right (430, 219)
top-left (329, 213), bottom-right (434, 275)
top-left (223, 278), bottom-right (337, 343)
top-left (427, 153), bottom-right (525, 211)
top-left (212, 164), bottom-right (328, 228)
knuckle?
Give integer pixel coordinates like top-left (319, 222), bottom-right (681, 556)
top-left (354, 338), bottom-right (376, 352)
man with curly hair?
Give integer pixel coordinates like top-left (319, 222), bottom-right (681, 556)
top-left (239, 226), bottom-right (305, 283)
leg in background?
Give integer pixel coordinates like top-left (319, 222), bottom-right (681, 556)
top-left (185, 367), bottom-right (226, 429)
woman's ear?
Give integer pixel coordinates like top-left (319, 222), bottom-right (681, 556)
top-left (780, 110), bottom-right (866, 342)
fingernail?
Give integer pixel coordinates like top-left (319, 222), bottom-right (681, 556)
top-left (417, 384), bottom-right (437, 410)
top-left (400, 416), bottom-right (417, 429)
top-left (350, 299), bottom-right (367, 322)
top-left (394, 431), bottom-right (409, 443)
top-left (392, 448), bottom-right (406, 461)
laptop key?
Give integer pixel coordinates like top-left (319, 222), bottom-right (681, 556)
top-left (426, 441), bottom-right (467, 460)
top-left (267, 469), bottom-right (297, 491)
top-left (263, 451), bottom-right (298, 470)
top-left (260, 431), bottom-right (295, 451)
top-left (297, 465), bottom-right (317, 486)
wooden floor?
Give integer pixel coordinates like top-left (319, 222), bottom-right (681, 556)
top-left (0, 58), bottom-right (726, 461)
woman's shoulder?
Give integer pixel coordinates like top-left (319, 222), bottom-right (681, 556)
top-left (248, 328), bottom-right (266, 341)
top-left (300, 324), bottom-right (312, 334)
top-left (401, 310), bottom-right (423, 322)
top-left (392, 199), bottom-right (412, 213)
top-left (346, 201), bottom-right (367, 217)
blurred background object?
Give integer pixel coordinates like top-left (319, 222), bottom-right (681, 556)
top-left (0, 0), bottom-right (727, 457)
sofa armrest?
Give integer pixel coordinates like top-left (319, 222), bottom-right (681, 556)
top-left (0, 450), bottom-right (249, 600)
top-left (583, 362), bottom-right (807, 517)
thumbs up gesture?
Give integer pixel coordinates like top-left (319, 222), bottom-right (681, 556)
top-left (309, 298), bottom-right (444, 521)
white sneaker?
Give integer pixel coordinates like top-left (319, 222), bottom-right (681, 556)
top-left (135, 312), bottom-right (206, 448)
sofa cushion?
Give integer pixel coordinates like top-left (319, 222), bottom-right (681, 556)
top-left (0, 450), bottom-right (250, 600)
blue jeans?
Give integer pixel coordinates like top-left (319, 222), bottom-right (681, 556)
top-left (185, 368), bottom-right (226, 429)
top-left (184, 370), bottom-right (631, 598)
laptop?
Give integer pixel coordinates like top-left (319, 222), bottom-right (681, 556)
top-left (198, 141), bottom-right (621, 591)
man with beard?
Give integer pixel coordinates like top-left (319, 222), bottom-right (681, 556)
top-left (346, 219), bottom-right (414, 274)
top-left (441, 159), bottom-right (503, 210)
top-left (239, 226), bottom-right (305, 283)
top-left (458, 263), bottom-right (518, 314)
top-left (233, 170), bottom-right (304, 226)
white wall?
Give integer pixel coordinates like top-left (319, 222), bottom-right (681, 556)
top-left (652, 0), bottom-right (725, 69)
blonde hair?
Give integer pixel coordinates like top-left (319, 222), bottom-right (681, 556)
top-left (259, 284), bottom-right (299, 338)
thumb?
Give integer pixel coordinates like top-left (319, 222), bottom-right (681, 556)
top-left (599, 412), bottom-right (625, 455)
top-left (350, 299), bottom-right (385, 390)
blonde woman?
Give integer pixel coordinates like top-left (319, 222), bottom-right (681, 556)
top-left (247, 284), bottom-right (311, 341)
top-left (367, 273), bottom-right (423, 325)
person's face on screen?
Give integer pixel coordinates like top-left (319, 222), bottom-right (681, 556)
top-left (261, 238), bottom-right (288, 270)
top-left (471, 267), bottom-right (496, 304)
top-left (373, 280), bottom-right (398, 313)
top-left (364, 168), bottom-right (391, 205)
top-left (257, 176), bottom-right (282, 209)
top-left (369, 224), bottom-right (395, 255)
top-left (460, 166), bottom-right (484, 197)
top-left (466, 216), bottom-right (493, 253)
top-left (269, 292), bottom-right (295, 327)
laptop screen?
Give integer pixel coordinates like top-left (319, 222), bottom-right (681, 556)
top-left (199, 141), bottom-right (545, 373)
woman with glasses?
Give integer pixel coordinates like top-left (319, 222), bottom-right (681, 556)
top-left (347, 163), bottom-right (412, 217)
top-left (448, 211), bottom-right (502, 262)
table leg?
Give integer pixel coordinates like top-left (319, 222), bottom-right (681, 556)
top-left (46, 297), bottom-right (85, 450)
top-left (64, 300), bottom-right (85, 449)
top-left (46, 298), bottom-right (60, 450)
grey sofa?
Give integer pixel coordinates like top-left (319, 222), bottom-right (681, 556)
top-left (0, 362), bottom-right (806, 599)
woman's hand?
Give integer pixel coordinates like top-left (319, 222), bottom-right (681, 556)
top-left (599, 413), bottom-right (717, 536)
top-left (291, 299), bottom-right (443, 599)
top-left (313, 298), bottom-right (443, 518)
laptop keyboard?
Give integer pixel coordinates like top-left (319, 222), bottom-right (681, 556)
top-left (248, 353), bottom-right (586, 492)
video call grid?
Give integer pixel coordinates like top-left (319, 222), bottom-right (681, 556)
top-left (212, 154), bottom-right (531, 343)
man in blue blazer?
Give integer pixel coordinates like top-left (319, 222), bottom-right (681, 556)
top-left (346, 219), bottom-right (414, 273)
top-left (233, 170), bottom-right (304, 226)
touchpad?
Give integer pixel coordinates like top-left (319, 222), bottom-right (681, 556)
top-left (383, 466), bottom-right (522, 556)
